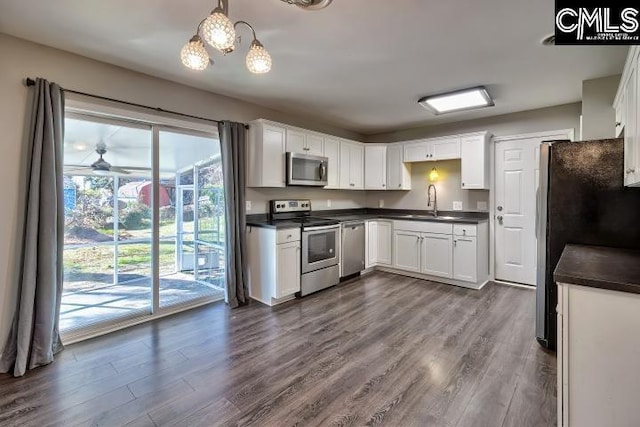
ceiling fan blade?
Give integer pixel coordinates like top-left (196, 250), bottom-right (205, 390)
top-left (108, 167), bottom-right (132, 175)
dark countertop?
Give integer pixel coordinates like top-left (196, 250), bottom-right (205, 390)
top-left (554, 244), bottom-right (640, 294)
top-left (246, 208), bottom-right (489, 229)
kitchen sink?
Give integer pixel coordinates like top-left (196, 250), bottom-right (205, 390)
top-left (397, 214), bottom-right (459, 220)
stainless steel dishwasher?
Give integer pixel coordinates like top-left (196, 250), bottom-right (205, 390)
top-left (340, 221), bottom-right (365, 278)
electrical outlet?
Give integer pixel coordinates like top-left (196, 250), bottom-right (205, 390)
top-left (327, 199), bottom-right (332, 208)
top-left (245, 200), bottom-right (252, 211)
top-left (453, 201), bottom-right (463, 210)
top-left (379, 199), bottom-right (384, 208)
top-left (477, 201), bottom-right (488, 211)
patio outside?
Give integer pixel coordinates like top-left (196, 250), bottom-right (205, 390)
top-left (62, 121), bottom-right (226, 335)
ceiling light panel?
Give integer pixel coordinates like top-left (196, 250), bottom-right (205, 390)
top-left (418, 87), bottom-right (494, 115)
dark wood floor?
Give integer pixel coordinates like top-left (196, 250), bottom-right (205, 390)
top-left (0, 272), bottom-right (556, 427)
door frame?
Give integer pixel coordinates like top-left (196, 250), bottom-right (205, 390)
top-left (489, 129), bottom-right (575, 284)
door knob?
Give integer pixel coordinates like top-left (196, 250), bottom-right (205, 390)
top-left (497, 215), bottom-right (504, 225)
top-left (497, 206), bottom-right (503, 211)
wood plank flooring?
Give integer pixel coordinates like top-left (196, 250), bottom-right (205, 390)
top-left (0, 272), bottom-right (556, 427)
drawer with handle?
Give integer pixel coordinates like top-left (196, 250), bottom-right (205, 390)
top-left (453, 224), bottom-right (477, 237)
top-left (277, 228), bottom-right (301, 244)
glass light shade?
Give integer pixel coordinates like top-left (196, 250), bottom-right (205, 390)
top-left (429, 168), bottom-right (439, 182)
top-left (246, 40), bottom-right (272, 74)
top-left (180, 36), bottom-right (209, 70)
top-left (201, 8), bottom-right (236, 51)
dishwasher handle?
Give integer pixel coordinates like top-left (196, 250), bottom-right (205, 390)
top-left (343, 221), bottom-right (365, 229)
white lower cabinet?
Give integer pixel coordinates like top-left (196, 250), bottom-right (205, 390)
top-left (275, 241), bottom-right (301, 298)
top-left (367, 220), bottom-right (393, 268)
top-left (421, 233), bottom-right (453, 278)
top-left (247, 226), bottom-right (301, 306)
top-left (557, 282), bottom-right (640, 427)
top-left (453, 236), bottom-right (477, 282)
top-left (388, 220), bottom-right (488, 289)
top-left (393, 230), bottom-right (421, 272)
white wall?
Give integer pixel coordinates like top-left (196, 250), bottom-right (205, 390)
top-left (246, 187), bottom-right (367, 214)
top-left (581, 75), bottom-right (620, 140)
top-left (0, 33), bottom-right (363, 349)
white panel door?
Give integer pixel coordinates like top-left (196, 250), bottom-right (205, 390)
top-left (453, 236), bottom-right (477, 283)
top-left (306, 133), bottom-right (324, 156)
top-left (275, 241), bottom-right (300, 298)
top-left (495, 138), bottom-right (538, 285)
top-left (324, 137), bottom-right (340, 189)
top-left (431, 137), bottom-right (461, 160)
top-left (365, 145), bottom-right (387, 190)
top-left (286, 129), bottom-right (307, 153)
top-left (494, 131), bottom-right (571, 285)
top-left (421, 233), bottom-right (453, 278)
top-left (624, 62), bottom-right (637, 186)
top-left (393, 230), bottom-right (421, 272)
top-left (377, 221), bottom-right (393, 266)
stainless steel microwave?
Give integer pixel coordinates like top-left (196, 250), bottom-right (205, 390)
top-left (286, 152), bottom-right (328, 187)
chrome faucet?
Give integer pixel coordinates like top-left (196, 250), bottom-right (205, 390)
top-left (427, 184), bottom-right (438, 216)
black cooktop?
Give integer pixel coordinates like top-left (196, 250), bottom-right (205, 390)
top-left (284, 216), bottom-right (340, 229)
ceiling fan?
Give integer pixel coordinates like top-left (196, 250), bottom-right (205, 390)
top-left (65, 142), bottom-right (143, 176)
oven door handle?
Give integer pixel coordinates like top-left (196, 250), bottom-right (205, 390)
top-left (304, 225), bottom-right (340, 232)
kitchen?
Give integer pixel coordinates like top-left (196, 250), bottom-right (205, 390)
top-left (1, 1), bottom-right (640, 426)
top-left (245, 122), bottom-right (492, 304)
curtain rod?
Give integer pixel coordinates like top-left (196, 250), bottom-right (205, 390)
top-left (24, 78), bottom-right (249, 129)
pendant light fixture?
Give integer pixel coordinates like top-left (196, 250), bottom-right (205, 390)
top-left (181, 0), bottom-right (331, 73)
top-left (180, 0), bottom-right (271, 74)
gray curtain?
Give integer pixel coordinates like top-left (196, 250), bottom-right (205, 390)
top-left (218, 121), bottom-right (249, 308)
top-left (0, 79), bottom-right (65, 377)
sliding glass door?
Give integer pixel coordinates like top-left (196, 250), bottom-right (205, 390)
top-left (158, 129), bottom-right (226, 308)
top-left (61, 113), bottom-right (224, 341)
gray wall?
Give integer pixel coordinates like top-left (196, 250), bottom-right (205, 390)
top-left (363, 103), bottom-right (580, 212)
top-left (246, 187), bottom-right (367, 214)
top-left (366, 160), bottom-right (489, 212)
top-left (365, 103), bottom-right (581, 142)
top-left (581, 75), bottom-right (620, 140)
top-left (0, 33), bottom-right (362, 349)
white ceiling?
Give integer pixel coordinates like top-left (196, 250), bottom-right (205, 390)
top-left (64, 117), bottom-right (218, 175)
top-left (0, 0), bottom-right (629, 134)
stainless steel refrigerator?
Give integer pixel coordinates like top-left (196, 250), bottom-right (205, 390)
top-left (536, 138), bottom-right (640, 350)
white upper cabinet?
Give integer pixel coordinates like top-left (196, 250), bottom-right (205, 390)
top-left (460, 132), bottom-right (490, 190)
top-left (614, 91), bottom-right (625, 138)
top-left (387, 144), bottom-right (411, 190)
top-left (340, 140), bottom-right (365, 190)
top-left (247, 120), bottom-right (286, 188)
top-left (286, 128), bottom-right (325, 156)
top-left (615, 46), bottom-right (640, 187)
top-left (306, 133), bottom-right (325, 156)
top-left (323, 137), bottom-right (340, 189)
top-left (404, 140), bottom-right (432, 162)
top-left (365, 145), bottom-right (388, 190)
top-left (431, 136), bottom-right (461, 160)
top-left (286, 128), bottom-right (307, 153)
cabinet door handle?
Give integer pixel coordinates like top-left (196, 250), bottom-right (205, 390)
top-left (382, 184), bottom-right (386, 187)
top-left (616, 122), bottom-right (621, 127)
top-left (453, 240), bottom-right (457, 246)
top-left (627, 168), bottom-right (636, 174)
top-left (398, 184), bottom-right (402, 188)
